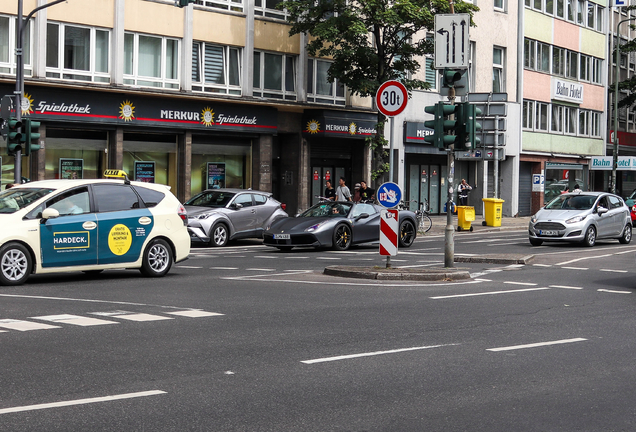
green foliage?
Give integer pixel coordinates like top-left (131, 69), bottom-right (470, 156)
top-left (616, 6), bottom-right (636, 110)
top-left (280, 0), bottom-right (479, 98)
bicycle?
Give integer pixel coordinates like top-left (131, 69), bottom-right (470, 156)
top-left (399, 199), bottom-right (432, 233)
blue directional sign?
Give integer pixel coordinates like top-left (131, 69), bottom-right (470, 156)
top-left (377, 182), bottom-right (402, 208)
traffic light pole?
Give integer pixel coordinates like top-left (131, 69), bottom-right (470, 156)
top-left (445, 90), bottom-right (455, 268)
top-left (14, 0), bottom-right (66, 183)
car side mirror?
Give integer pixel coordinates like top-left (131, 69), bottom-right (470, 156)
top-left (597, 206), bottom-right (608, 215)
top-left (230, 203), bottom-right (243, 210)
top-left (355, 213), bottom-right (370, 221)
top-left (41, 208), bottom-right (60, 221)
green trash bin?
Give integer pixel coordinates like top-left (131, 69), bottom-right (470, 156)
top-left (482, 198), bottom-right (505, 227)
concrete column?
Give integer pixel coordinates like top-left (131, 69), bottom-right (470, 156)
top-left (108, 127), bottom-right (123, 170)
top-left (181, 3), bottom-right (193, 91)
top-left (243, 0), bottom-right (254, 96)
top-left (177, 132), bottom-right (192, 203)
top-left (113, 0), bottom-right (125, 85)
top-left (298, 135), bottom-right (310, 212)
top-left (256, 135), bottom-right (272, 192)
top-left (34, 0), bottom-right (47, 78)
top-left (29, 123), bottom-right (45, 180)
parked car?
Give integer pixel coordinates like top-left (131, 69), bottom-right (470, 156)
top-left (624, 188), bottom-right (636, 209)
top-left (528, 192), bottom-right (631, 247)
top-left (263, 201), bottom-right (417, 251)
top-left (185, 189), bottom-right (288, 247)
top-left (0, 170), bottom-right (190, 286)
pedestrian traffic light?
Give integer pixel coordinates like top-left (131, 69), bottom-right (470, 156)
top-left (7, 117), bottom-right (22, 156)
top-left (454, 102), bottom-right (482, 151)
top-left (442, 69), bottom-right (462, 88)
top-left (22, 118), bottom-right (41, 156)
top-left (176, 0), bottom-right (194, 6)
top-left (424, 102), bottom-right (460, 148)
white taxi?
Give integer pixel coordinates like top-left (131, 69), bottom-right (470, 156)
top-left (0, 170), bottom-right (190, 286)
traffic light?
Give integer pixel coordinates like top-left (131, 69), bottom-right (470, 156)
top-left (22, 118), bottom-right (41, 156)
top-left (7, 117), bottom-right (22, 156)
top-left (455, 102), bottom-right (482, 151)
top-left (442, 69), bottom-right (462, 88)
top-left (176, 0), bottom-right (194, 6)
top-left (424, 102), bottom-right (460, 148)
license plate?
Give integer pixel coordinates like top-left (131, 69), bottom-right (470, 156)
top-left (274, 234), bottom-right (290, 239)
top-left (539, 230), bottom-right (558, 236)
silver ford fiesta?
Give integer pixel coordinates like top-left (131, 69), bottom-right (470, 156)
top-left (528, 191), bottom-right (632, 247)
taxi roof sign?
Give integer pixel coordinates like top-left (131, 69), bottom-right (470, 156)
top-left (104, 170), bottom-right (128, 179)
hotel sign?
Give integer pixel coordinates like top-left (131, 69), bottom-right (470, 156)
top-left (590, 156), bottom-right (636, 170)
top-left (551, 78), bottom-right (584, 104)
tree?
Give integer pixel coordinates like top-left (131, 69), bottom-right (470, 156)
top-left (280, 0), bottom-right (479, 186)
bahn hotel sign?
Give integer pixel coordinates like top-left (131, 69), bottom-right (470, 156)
top-left (590, 156), bottom-right (636, 170)
top-left (551, 77), bottom-right (584, 104)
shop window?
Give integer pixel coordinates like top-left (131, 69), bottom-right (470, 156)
top-left (190, 142), bottom-right (251, 195)
top-left (253, 51), bottom-right (296, 100)
top-left (46, 23), bottom-right (109, 83)
top-left (307, 58), bottom-right (345, 105)
top-left (255, 0), bottom-right (288, 19)
top-left (124, 32), bottom-right (179, 90)
top-left (0, 15), bottom-right (32, 77)
top-left (44, 133), bottom-right (105, 181)
top-left (123, 138), bottom-right (176, 191)
top-left (192, 42), bottom-right (241, 95)
top-left (193, 0), bottom-right (243, 12)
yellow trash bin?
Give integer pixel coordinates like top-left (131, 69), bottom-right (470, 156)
top-left (482, 198), bottom-right (505, 227)
top-left (456, 206), bottom-right (475, 231)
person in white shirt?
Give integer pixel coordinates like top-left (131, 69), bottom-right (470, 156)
top-left (335, 177), bottom-right (352, 202)
top-left (458, 179), bottom-right (472, 206)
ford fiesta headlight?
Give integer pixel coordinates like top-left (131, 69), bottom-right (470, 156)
top-left (566, 215), bottom-right (587, 224)
top-left (306, 222), bottom-right (327, 232)
top-left (530, 214), bottom-right (537, 224)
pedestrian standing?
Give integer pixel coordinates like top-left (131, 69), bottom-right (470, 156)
top-left (335, 177), bottom-right (352, 202)
top-left (458, 179), bottom-right (472, 206)
top-left (324, 180), bottom-right (336, 201)
top-left (352, 183), bottom-right (362, 202)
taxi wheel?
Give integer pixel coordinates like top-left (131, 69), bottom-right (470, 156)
top-left (0, 243), bottom-right (32, 286)
top-left (140, 239), bottom-right (173, 277)
top-left (210, 223), bottom-right (229, 247)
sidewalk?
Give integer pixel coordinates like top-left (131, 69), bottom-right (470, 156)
top-left (422, 214), bottom-right (531, 236)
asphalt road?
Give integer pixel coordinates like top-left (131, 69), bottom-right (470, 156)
top-left (1, 230), bottom-right (636, 431)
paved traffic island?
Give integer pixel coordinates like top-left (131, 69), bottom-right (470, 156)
top-left (323, 265), bottom-right (471, 281)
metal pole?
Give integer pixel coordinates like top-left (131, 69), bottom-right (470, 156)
top-left (613, 18), bottom-right (634, 195)
top-left (386, 117), bottom-right (394, 269)
top-left (494, 114), bottom-right (500, 198)
top-left (444, 0), bottom-right (456, 268)
top-left (14, 0), bottom-right (23, 184)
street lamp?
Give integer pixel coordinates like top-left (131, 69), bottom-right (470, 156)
top-left (612, 18), bottom-right (635, 195)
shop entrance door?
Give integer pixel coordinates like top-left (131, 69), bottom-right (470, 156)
top-left (408, 164), bottom-right (442, 214)
top-left (311, 166), bottom-right (345, 205)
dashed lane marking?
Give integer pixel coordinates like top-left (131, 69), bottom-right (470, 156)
top-left (556, 254), bottom-right (613, 266)
top-left (562, 266), bottom-right (589, 270)
top-left (503, 281), bottom-right (537, 286)
top-left (599, 269), bottom-right (628, 273)
top-left (167, 310), bottom-right (224, 317)
top-left (550, 285), bottom-right (583, 290)
top-left (301, 343), bottom-right (459, 364)
top-left (598, 289), bottom-right (632, 294)
top-left (487, 338), bottom-right (587, 352)
top-left (430, 287), bottom-right (550, 299)
top-left (533, 264), bottom-right (552, 267)
top-left (253, 256), bottom-right (277, 259)
top-left (246, 268), bottom-right (275, 271)
top-left (210, 267), bottom-right (239, 270)
top-left (175, 266), bottom-right (203, 269)
top-left (32, 314), bottom-right (118, 326)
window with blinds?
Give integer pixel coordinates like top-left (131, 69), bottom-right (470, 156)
top-left (192, 42), bottom-right (241, 95)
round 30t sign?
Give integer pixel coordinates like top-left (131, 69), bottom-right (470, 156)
top-left (375, 80), bottom-right (408, 117)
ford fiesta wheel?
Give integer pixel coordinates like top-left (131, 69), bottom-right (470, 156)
top-left (140, 239), bottom-right (173, 277)
top-left (0, 243), bottom-right (32, 286)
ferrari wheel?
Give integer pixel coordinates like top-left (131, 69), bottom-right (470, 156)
top-left (332, 224), bottom-right (352, 251)
top-left (399, 220), bottom-right (416, 248)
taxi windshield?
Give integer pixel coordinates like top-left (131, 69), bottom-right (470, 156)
top-left (0, 188), bottom-right (54, 214)
top-left (300, 202), bottom-right (353, 217)
top-left (545, 194), bottom-right (596, 210)
top-left (185, 191), bottom-right (236, 207)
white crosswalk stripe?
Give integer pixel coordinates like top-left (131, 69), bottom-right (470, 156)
top-left (0, 319), bottom-right (60, 331)
top-left (32, 314), bottom-right (119, 326)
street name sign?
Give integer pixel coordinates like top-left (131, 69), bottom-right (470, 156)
top-left (434, 14), bottom-right (470, 69)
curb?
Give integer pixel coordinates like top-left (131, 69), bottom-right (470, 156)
top-left (324, 265), bottom-right (471, 281)
top-left (454, 254), bottom-right (534, 265)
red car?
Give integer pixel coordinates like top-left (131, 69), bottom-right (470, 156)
top-left (631, 204), bottom-right (636, 222)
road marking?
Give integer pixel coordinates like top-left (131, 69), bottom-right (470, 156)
top-left (504, 281), bottom-right (537, 286)
top-left (473, 278), bottom-right (492, 282)
top-left (166, 310), bottom-right (224, 317)
top-left (0, 390), bottom-right (167, 415)
top-left (550, 285), bottom-right (583, 290)
top-left (209, 267), bottom-right (238, 270)
top-left (562, 267), bottom-right (589, 270)
top-left (223, 275), bottom-right (485, 288)
top-left (0, 319), bottom-right (60, 331)
top-left (487, 338), bottom-right (587, 352)
top-left (533, 264), bottom-right (552, 267)
top-left (615, 250), bottom-right (634, 255)
top-left (598, 289), bottom-right (632, 294)
top-left (253, 256), bottom-right (277, 259)
top-left (92, 312), bottom-right (173, 322)
top-left (431, 287), bottom-right (549, 299)
top-left (556, 254), bottom-right (613, 266)
top-left (175, 265), bottom-right (203, 269)
top-left (285, 256), bottom-right (309, 259)
top-left (301, 344), bottom-right (458, 364)
top-left (599, 269), bottom-right (628, 273)
top-left (31, 314), bottom-right (118, 326)
top-left (246, 268), bottom-right (275, 271)
top-left (316, 257), bottom-right (341, 260)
